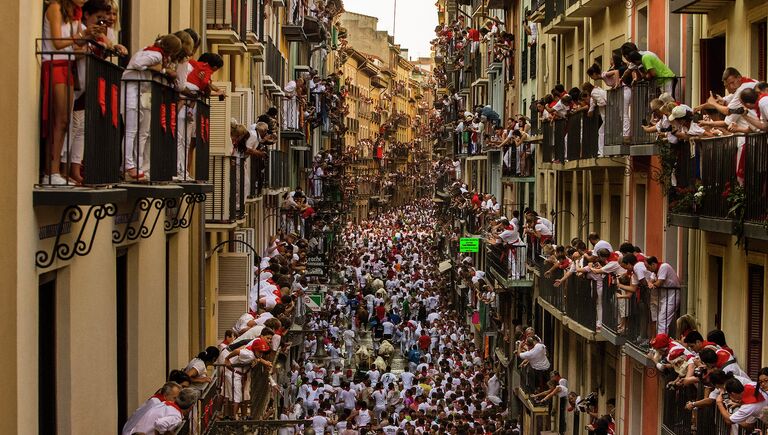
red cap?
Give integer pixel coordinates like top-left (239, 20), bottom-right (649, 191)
top-left (249, 338), bottom-right (271, 353)
top-left (650, 334), bottom-right (671, 350)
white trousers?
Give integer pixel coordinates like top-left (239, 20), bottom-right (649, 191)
top-left (123, 96), bottom-right (151, 172)
top-left (62, 109), bottom-right (85, 164)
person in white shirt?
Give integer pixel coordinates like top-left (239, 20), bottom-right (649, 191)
top-left (518, 337), bottom-right (551, 393)
top-left (130, 388), bottom-right (199, 435)
top-left (716, 378), bottom-right (768, 428)
top-left (587, 232), bottom-right (613, 254)
top-left (122, 382), bottom-right (181, 435)
top-left (583, 82), bottom-right (608, 156)
top-left (645, 256), bottom-right (681, 335)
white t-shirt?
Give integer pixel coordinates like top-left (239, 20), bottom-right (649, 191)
top-left (654, 263), bottom-right (681, 288)
top-left (519, 343), bottom-right (551, 370)
top-left (131, 401), bottom-right (183, 434)
top-left (311, 415), bottom-right (328, 433)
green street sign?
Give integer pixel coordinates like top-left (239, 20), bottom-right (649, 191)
top-left (460, 238), bottom-right (479, 253)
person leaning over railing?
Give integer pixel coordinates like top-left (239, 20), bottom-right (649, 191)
top-left (121, 34), bottom-right (183, 180)
top-left (733, 84), bottom-right (768, 133)
top-left (59, 0), bottom-right (116, 185)
top-left (128, 387), bottom-right (200, 434)
top-left (174, 31), bottom-right (224, 179)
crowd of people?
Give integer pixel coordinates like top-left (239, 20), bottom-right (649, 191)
top-left (265, 200), bottom-right (525, 434)
top-left (535, 41), bottom-right (768, 165)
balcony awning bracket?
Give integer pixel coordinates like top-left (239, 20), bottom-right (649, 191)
top-left (165, 192), bottom-right (208, 232)
top-left (112, 197), bottom-right (168, 243)
top-left (36, 203), bottom-right (118, 269)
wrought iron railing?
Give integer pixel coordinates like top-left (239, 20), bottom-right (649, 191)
top-left (564, 275), bottom-right (598, 331)
top-left (268, 149), bottom-right (289, 188)
top-left (487, 243), bottom-right (530, 282)
top-left (37, 47), bottom-right (124, 186)
top-left (538, 265), bottom-right (564, 311)
top-left (601, 279), bottom-right (681, 350)
top-left (745, 133), bottom-right (768, 224)
top-left (206, 155), bottom-right (245, 222)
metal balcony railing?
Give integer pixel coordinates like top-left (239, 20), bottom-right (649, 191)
top-left (248, 154), bottom-right (266, 198)
top-left (553, 119), bottom-right (566, 162)
top-left (264, 41), bottom-right (286, 86)
top-left (268, 149), bottom-right (289, 189)
top-left (745, 133), bottom-right (768, 224)
top-left (487, 243), bottom-right (530, 282)
top-left (205, 155), bottom-right (245, 223)
top-left (668, 135), bottom-right (738, 218)
top-left (538, 265), bottom-right (564, 311)
top-left (564, 275), bottom-right (597, 331)
top-left (605, 78), bottom-right (684, 147)
top-left (601, 279), bottom-right (681, 349)
top-left (37, 46), bottom-right (124, 186)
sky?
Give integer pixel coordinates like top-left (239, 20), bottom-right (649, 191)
top-left (342, 0), bottom-right (438, 60)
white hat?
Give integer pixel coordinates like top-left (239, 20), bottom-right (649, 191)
top-left (667, 105), bottom-right (688, 121)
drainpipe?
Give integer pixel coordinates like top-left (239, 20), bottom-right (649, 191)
top-left (199, 201), bottom-right (207, 351)
top-left (201, 0), bottom-right (207, 51)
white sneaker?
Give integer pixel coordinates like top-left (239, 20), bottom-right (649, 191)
top-left (43, 173), bottom-right (68, 185)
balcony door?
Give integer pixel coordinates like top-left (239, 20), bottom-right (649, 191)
top-left (699, 37), bottom-right (726, 104)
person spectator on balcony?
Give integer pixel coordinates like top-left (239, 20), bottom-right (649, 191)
top-left (716, 377), bottom-right (768, 429)
top-left (121, 34), bottom-right (182, 180)
top-left (587, 232), bottom-right (612, 255)
top-left (58, 0), bottom-right (115, 185)
top-left (41, 0), bottom-right (90, 184)
top-left (467, 26), bottom-right (480, 54)
top-left (518, 336), bottom-right (551, 391)
top-left (524, 12), bottom-right (538, 46)
top-left (626, 51), bottom-right (676, 94)
top-left (184, 346), bottom-right (220, 391)
top-left (582, 82), bottom-right (607, 157)
top-left (102, 0), bottom-right (128, 56)
top-left (644, 257), bottom-right (681, 336)
top-left (122, 381), bottom-right (182, 435)
top-left (736, 85), bottom-right (768, 132)
top-left (130, 387), bottom-right (200, 434)
top-left (707, 329), bottom-right (736, 357)
top-left (469, 116), bottom-right (484, 155)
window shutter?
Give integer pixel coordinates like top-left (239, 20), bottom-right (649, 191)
top-left (758, 22), bottom-right (767, 82)
top-left (747, 264), bottom-right (764, 380)
top-left (209, 81), bottom-right (232, 155)
top-left (206, 0), bottom-right (232, 27)
top-left (217, 253), bottom-right (250, 340)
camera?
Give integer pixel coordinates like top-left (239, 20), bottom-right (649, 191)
top-left (576, 392), bottom-right (598, 413)
top-left (97, 19), bottom-right (107, 26)
top-left (693, 366), bottom-right (708, 379)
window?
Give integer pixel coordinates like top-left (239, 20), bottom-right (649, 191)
top-left (634, 183), bottom-right (646, 249)
top-left (637, 7), bottom-right (648, 51)
top-left (708, 255), bottom-right (723, 330)
top-left (751, 20), bottom-right (767, 82)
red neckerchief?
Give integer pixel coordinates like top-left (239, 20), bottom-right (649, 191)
top-left (741, 77), bottom-right (756, 84)
top-left (164, 401), bottom-right (183, 413)
top-left (151, 393), bottom-right (165, 401)
top-left (144, 45), bottom-right (165, 56)
top-left (742, 384), bottom-right (766, 404)
top-left (71, 6), bottom-right (83, 21)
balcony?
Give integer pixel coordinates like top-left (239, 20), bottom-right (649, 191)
top-left (205, 155), bottom-right (245, 224)
top-left (542, 0), bottom-right (579, 33)
top-left (501, 141), bottom-right (536, 180)
top-left (600, 280), bottom-right (682, 355)
top-left (604, 78), bottom-right (684, 156)
top-left (302, 16), bottom-right (327, 43)
top-left (537, 270), bottom-right (603, 339)
top-left (670, 0), bottom-right (735, 14)
top-left (667, 135), bottom-right (739, 234)
top-left (486, 243), bottom-right (534, 289)
top-left (280, 98), bottom-right (305, 142)
top-left (282, 11), bottom-right (307, 42)
top-left (263, 41), bottom-right (286, 95)
top-left (267, 149), bottom-right (289, 190)
top-left (248, 154), bottom-right (267, 199)
top-left (205, 0), bottom-right (247, 53)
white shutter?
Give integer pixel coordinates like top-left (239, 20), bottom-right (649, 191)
top-left (209, 81), bottom-right (232, 155)
top-left (206, 0), bottom-right (232, 26)
top-left (216, 253), bottom-right (250, 340)
top-left (236, 87), bottom-right (255, 126)
top-left (245, 0), bottom-right (254, 33)
top-left (230, 90), bottom-right (244, 125)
